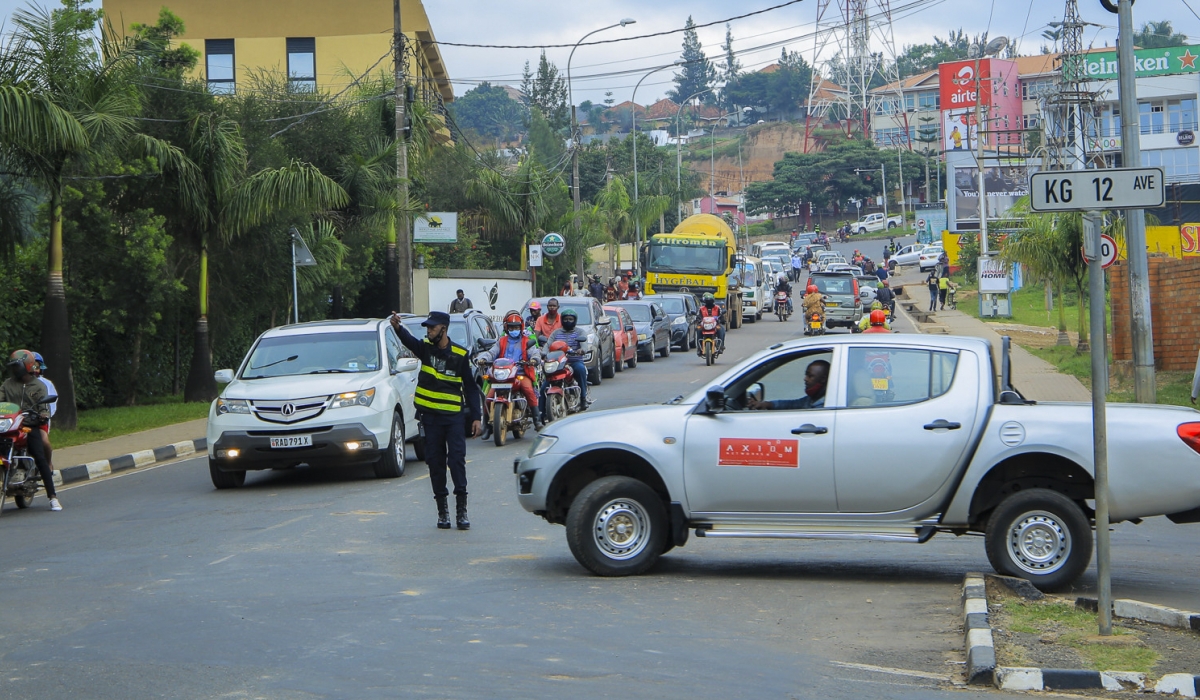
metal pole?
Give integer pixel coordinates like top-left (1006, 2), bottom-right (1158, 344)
top-left (1084, 210), bottom-right (1113, 635)
top-left (1117, 0), bottom-right (1156, 402)
top-left (291, 232), bottom-right (300, 324)
top-left (633, 63), bottom-right (681, 268)
top-left (976, 56), bottom-right (989, 256)
top-left (393, 0), bottom-right (413, 313)
top-left (897, 147), bottom-right (906, 227)
top-left (881, 165), bottom-right (888, 222)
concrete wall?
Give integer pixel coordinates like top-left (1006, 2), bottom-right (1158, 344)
top-left (1110, 256), bottom-right (1200, 371)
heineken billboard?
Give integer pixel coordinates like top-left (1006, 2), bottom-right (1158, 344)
top-left (1068, 45), bottom-right (1200, 80)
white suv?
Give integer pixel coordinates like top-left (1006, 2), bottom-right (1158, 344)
top-left (206, 319), bottom-right (423, 489)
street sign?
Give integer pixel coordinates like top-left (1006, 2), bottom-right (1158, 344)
top-left (1099, 234), bottom-right (1118, 268)
top-left (414, 212), bottom-right (458, 243)
top-left (528, 244), bottom-right (543, 267)
top-left (1030, 167), bottom-right (1165, 212)
top-left (541, 232), bottom-right (566, 257)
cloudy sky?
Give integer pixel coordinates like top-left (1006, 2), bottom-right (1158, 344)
top-left (1, 0), bottom-right (1195, 105)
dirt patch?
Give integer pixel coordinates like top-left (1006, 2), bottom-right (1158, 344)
top-left (988, 581), bottom-right (1200, 679)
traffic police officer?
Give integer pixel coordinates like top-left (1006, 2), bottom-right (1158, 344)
top-left (391, 310), bottom-right (481, 530)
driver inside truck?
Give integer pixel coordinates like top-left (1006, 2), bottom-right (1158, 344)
top-left (747, 359), bottom-right (829, 410)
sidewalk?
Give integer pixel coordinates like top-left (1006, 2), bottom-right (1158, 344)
top-left (56, 418), bottom-right (207, 468)
top-left (891, 266), bottom-right (1091, 402)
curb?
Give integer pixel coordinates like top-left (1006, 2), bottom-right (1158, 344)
top-left (51, 438), bottom-right (207, 487)
top-left (963, 573), bottom-right (996, 685)
top-left (1077, 596), bottom-right (1200, 633)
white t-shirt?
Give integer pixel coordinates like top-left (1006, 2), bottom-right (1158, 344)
top-left (40, 377), bottom-right (57, 417)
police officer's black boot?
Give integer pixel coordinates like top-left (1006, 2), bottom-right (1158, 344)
top-left (436, 496), bottom-right (451, 529)
top-left (455, 494), bottom-right (470, 530)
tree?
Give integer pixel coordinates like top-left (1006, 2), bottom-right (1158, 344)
top-left (1134, 21), bottom-right (1189, 49)
top-left (746, 136), bottom-right (884, 217)
top-left (1002, 205), bottom-right (1091, 351)
top-left (895, 29), bottom-right (982, 78)
top-left (521, 52), bottom-right (569, 133)
top-left (449, 82), bottom-right (525, 142)
top-left (722, 50), bottom-right (811, 120)
top-left (669, 17), bottom-right (717, 105)
top-left (720, 24), bottom-right (740, 88)
top-left (526, 106), bottom-right (565, 170)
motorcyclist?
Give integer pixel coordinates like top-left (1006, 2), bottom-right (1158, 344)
top-left (801, 283), bottom-right (824, 323)
top-left (695, 292), bottom-right (726, 354)
top-left (2, 350), bottom-right (59, 511)
top-left (32, 352), bottom-right (56, 472)
top-left (874, 279), bottom-right (895, 318)
top-left (547, 309), bottom-right (590, 409)
top-left (863, 309), bottom-right (891, 333)
top-left (477, 312), bottom-right (543, 437)
top-left (775, 273), bottom-right (793, 314)
top-left (525, 301), bottom-right (542, 330)
top-left (858, 301), bottom-right (892, 332)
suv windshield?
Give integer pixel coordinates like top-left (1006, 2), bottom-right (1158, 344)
top-left (813, 276), bottom-right (855, 295)
top-left (557, 303), bottom-right (593, 324)
top-left (656, 297), bottom-right (685, 313)
top-left (619, 304), bottom-right (653, 322)
top-left (242, 331), bottom-right (380, 379)
top-left (401, 319), bottom-right (470, 347)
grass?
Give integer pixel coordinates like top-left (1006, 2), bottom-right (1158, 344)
top-left (957, 280), bottom-right (1084, 332)
top-left (53, 395), bottom-right (211, 449)
top-left (1000, 598), bottom-right (1159, 674)
top-left (1029, 345), bottom-right (1196, 408)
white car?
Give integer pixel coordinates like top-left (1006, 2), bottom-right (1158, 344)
top-left (816, 253), bottom-right (845, 271)
top-left (206, 319), bottom-right (424, 489)
top-left (918, 246), bottom-right (944, 272)
top-left (889, 244), bottom-right (931, 267)
top-left (825, 263), bottom-right (863, 276)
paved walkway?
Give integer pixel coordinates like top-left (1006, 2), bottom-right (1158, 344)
top-left (56, 418), bottom-right (207, 468)
top-left (890, 265), bottom-right (1091, 402)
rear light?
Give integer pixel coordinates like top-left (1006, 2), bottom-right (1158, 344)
top-left (1177, 423), bottom-right (1200, 455)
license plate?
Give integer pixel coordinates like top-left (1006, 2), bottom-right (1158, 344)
top-left (872, 378), bottom-right (890, 390)
top-left (491, 383), bottom-right (513, 390)
top-left (270, 435), bottom-right (312, 449)
top-left (810, 321), bottom-right (822, 328)
top-left (825, 301), bottom-right (839, 307)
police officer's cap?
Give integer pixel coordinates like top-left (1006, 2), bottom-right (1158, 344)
top-left (421, 311), bottom-right (451, 327)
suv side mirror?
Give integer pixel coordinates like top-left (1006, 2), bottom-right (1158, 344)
top-left (393, 358), bottom-right (420, 374)
top-left (704, 386), bottom-right (726, 413)
top-left (214, 369), bottom-right (234, 384)
top-left (597, 316), bottom-right (612, 326)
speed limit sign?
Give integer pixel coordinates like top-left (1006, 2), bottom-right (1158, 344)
top-left (1099, 234), bottom-right (1117, 269)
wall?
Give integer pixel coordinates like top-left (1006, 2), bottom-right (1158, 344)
top-left (427, 271), bottom-right (533, 324)
top-left (1110, 256), bottom-right (1200, 371)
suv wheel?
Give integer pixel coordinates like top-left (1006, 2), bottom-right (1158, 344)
top-left (601, 349), bottom-right (616, 378)
top-left (373, 413), bottom-right (406, 479)
top-left (210, 458), bottom-right (246, 489)
top-left (984, 488), bottom-right (1092, 591)
top-left (565, 476), bottom-right (667, 576)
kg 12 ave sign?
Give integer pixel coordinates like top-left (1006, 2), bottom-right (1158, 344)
top-left (1030, 167), bottom-right (1165, 212)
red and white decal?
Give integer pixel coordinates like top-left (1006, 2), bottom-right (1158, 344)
top-left (718, 438), bottom-right (799, 468)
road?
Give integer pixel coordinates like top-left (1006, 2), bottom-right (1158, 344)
top-left (0, 300), bottom-right (1194, 698)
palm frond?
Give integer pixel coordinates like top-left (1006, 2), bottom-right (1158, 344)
top-left (224, 160), bottom-right (349, 239)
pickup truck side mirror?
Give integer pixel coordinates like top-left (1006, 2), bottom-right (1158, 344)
top-left (704, 386), bottom-right (726, 413)
top-left (214, 369), bottom-right (234, 384)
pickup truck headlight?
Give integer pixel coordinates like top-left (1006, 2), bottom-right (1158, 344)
top-left (216, 398), bottom-right (251, 415)
top-left (672, 316), bottom-right (687, 326)
top-left (331, 388), bottom-right (376, 409)
top-left (529, 434), bottom-right (558, 457)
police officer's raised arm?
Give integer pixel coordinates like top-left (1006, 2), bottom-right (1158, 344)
top-left (390, 314), bottom-right (427, 359)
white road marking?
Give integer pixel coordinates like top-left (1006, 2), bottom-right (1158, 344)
top-left (829, 661), bottom-right (951, 682)
top-left (208, 554), bottom-right (237, 566)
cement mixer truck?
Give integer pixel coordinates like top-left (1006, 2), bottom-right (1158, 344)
top-left (641, 214), bottom-right (743, 328)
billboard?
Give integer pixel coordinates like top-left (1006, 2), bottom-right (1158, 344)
top-left (414, 212), bottom-right (458, 243)
top-left (1071, 45), bottom-right (1200, 80)
top-left (952, 162), bottom-right (1030, 230)
top-left (943, 109), bottom-right (977, 151)
top-left (938, 58), bottom-right (1022, 149)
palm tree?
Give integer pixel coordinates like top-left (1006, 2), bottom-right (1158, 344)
top-left (180, 114), bottom-right (348, 401)
top-left (1134, 21), bottom-right (1188, 49)
top-left (1002, 205), bottom-right (1089, 351)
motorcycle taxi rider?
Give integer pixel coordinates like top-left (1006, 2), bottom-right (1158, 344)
top-left (857, 301), bottom-right (892, 332)
top-left (801, 283), bottom-right (825, 324)
top-left (2, 349), bottom-right (60, 511)
top-left (476, 312), bottom-right (543, 437)
top-left (863, 308), bottom-right (892, 334)
top-left (547, 309), bottom-right (591, 410)
top-left (774, 273), bottom-right (793, 314)
top-left (695, 292), bottom-right (726, 354)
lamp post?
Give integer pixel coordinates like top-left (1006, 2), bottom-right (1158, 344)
top-left (700, 109), bottom-right (751, 201)
top-left (632, 60), bottom-right (684, 274)
top-left (675, 88), bottom-right (713, 222)
top-left (973, 36), bottom-right (1009, 257)
top-left (567, 18), bottom-right (635, 287)
top-left (854, 167), bottom-right (888, 223)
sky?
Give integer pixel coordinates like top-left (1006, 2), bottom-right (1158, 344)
top-left (0, 0), bottom-right (1195, 106)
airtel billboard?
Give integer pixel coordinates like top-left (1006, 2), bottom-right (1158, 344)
top-left (939, 59), bottom-right (1022, 151)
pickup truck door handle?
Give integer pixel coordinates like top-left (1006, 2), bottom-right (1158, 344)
top-left (923, 419), bottom-right (962, 431)
top-left (791, 424), bottom-right (828, 435)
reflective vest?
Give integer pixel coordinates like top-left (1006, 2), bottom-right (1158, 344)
top-left (414, 339), bottom-right (470, 414)
top-left (700, 305), bottom-right (720, 320)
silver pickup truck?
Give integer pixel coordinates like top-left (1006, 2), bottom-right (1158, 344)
top-left (515, 335), bottom-right (1200, 590)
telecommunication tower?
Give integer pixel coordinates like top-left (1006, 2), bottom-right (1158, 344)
top-left (1045, 0), bottom-right (1097, 169)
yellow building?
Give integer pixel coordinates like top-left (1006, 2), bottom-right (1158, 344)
top-left (102, 0), bottom-right (453, 107)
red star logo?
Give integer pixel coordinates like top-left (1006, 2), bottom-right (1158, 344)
top-left (1181, 50), bottom-right (1198, 70)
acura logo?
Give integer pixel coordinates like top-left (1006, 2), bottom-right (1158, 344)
top-left (281, 403), bottom-right (296, 417)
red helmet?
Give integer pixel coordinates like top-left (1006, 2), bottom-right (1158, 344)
top-left (504, 311), bottom-right (524, 330)
top-left (7, 349), bottom-right (36, 376)
top-left (870, 309), bottom-right (887, 326)
top-left (806, 285), bottom-right (818, 294)
top-left (548, 340), bottom-right (569, 354)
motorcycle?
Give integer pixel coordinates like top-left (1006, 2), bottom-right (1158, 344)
top-left (804, 306), bottom-right (826, 337)
top-left (775, 291), bottom-right (790, 321)
top-left (542, 347), bottom-right (584, 421)
top-left (0, 396), bottom-right (56, 514)
top-left (698, 316), bottom-right (723, 367)
top-left (482, 358), bottom-right (536, 447)
top-left (867, 354), bottom-right (895, 403)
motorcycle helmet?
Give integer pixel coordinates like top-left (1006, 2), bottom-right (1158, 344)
top-left (560, 308), bottom-right (578, 330)
top-left (871, 301), bottom-right (884, 311)
top-left (702, 293), bottom-right (715, 305)
top-left (33, 351), bottom-right (46, 372)
top-left (504, 311), bottom-right (524, 338)
top-left (547, 340), bottom-right (569, 355)
top-left (806, 284), bottom-right (818, 295)
top-left (8, 349), bottom-right (36, 378)
top-left (870, 309), bottom-right (887, 326)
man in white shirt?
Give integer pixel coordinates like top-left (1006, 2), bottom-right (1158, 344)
top-left (33, 352), bottom-right (56, 469)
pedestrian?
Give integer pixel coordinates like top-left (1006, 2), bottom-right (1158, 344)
top-left (449, 289), bottom-right (472, 314)
top-left (938, 251), bottom-right (950, 278)
top-left (926, 271), bottom-right (939, 312)
top-left (588, 275), bottom-right (606, 301)
top-left (560, 279), bottom-right (572, 296)
top-left (534, 297), bottom-right (563, 338)
top-left (790, 251), bottom-right (803, 282)
top-left (938, 275), bottom-right (952, 310)
top-left (391, 310), bottom-right (481, 530)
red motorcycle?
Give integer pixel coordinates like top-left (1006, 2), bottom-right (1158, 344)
top-left (698, 316), bottom-right (723, 366)
top-left (0, 396), bottom-right (55, 513)
top-left (775, 291), bottom-right (791, 321)
top-left (482, 358), bottom-right (536, 447)
top-left (542, 341), bottom-right (583, 422)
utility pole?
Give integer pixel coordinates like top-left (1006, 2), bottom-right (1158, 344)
top-left (1083, 211), bottom-right (1113, 636)
top-left (1116, 0), bottom-right (1156, 401)
top-left (393, 0), bottom-right (413, 313)
top-left (976, 54), bottom-right (989, 256)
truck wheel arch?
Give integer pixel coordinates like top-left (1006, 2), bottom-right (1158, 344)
top-left (968, 452), bottom-right (1094, 528)
top-left (544, 448), bottom-right (671, 525)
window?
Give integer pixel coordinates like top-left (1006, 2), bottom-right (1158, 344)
top-left (1142, 148), bottom-right (1200, 182)
top-left (918, 92), bottom-right (940, 111)
top-left (904, 94), bottom-right (914, 112)
top-left (1140, 101), bottom-right (1165, 134)
top-left (723, 350), bottom-right (835, 411)
top-left (1022, 114), bottom-right (1040, 130)
top-left (845, 348), bottom-right (959, 408)
top-left (385, 328), bottom-right (411, 368)
top-left (1168, 99), bottom-right (1197, 133)
top-left (205, 39), bottom-right (235, 95)
top-left (287, 37), bottom-right (316, 91)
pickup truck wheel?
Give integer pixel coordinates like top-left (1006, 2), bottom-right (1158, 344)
top-left (858, 227), bottom-right (868, 236)
top-left (209, 458), bottom-right (246, 489)
top-left (887, 221), bottom-right (897, 229)
top-left (985, 488), bottom-right (1092, 591)
top-left (373, 413), bottom-right (406, 478)
top-left (565, 476), bottom-right (667, 577)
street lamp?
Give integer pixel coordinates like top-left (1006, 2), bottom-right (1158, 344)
top-left (675, 88), bottom-right (713, 222)
top-left (700, 108), bottom-right (752, 200)
top-left (632, 60), bottom-right (684, 270)
top-left (973, 35), bottom-right (1008, 257)
top-left (854, 166), bottom-right (888, 224)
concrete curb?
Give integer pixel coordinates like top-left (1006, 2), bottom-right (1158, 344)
top-left (51, 438), bottom-right (207, 487)
top-left (962, 573), bottom-right (996, 685)
top-left (1077, 596), bottom-right (1200, 633)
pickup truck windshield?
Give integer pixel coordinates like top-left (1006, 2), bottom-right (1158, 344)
top-left (243, 331), bottom-right (380, 379)
top-left (648, 243), bottom-right (726, 274)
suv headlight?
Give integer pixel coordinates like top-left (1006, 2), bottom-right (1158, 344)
top-left (331, 388), bottom-right (376, 409)
top-left (672, 316), bottom-right (687, 325)
top-left (216, 398), bottom-right (251, 415)
top-left (529, 434), bottom-right (558, 457)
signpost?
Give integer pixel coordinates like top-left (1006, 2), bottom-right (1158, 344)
top-left (413, 212), bottom-right (458, 243)
top-left (528, 244), bottom-right (543, 267)
top-left (1030, 167), bottom-right (1165, 212)
top-left (289, 227), bottom-right (317, 324)
top-left (541, 232), bottom-right (566, 257)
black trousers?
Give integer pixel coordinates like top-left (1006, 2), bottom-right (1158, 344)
top-left (26, 428), bottom-right (55, 497)
top-left (422, 412), bottom-right (467, 499)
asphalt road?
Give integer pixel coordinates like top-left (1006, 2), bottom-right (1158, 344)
top-left (0, 307), bottom-right (1194, 698)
